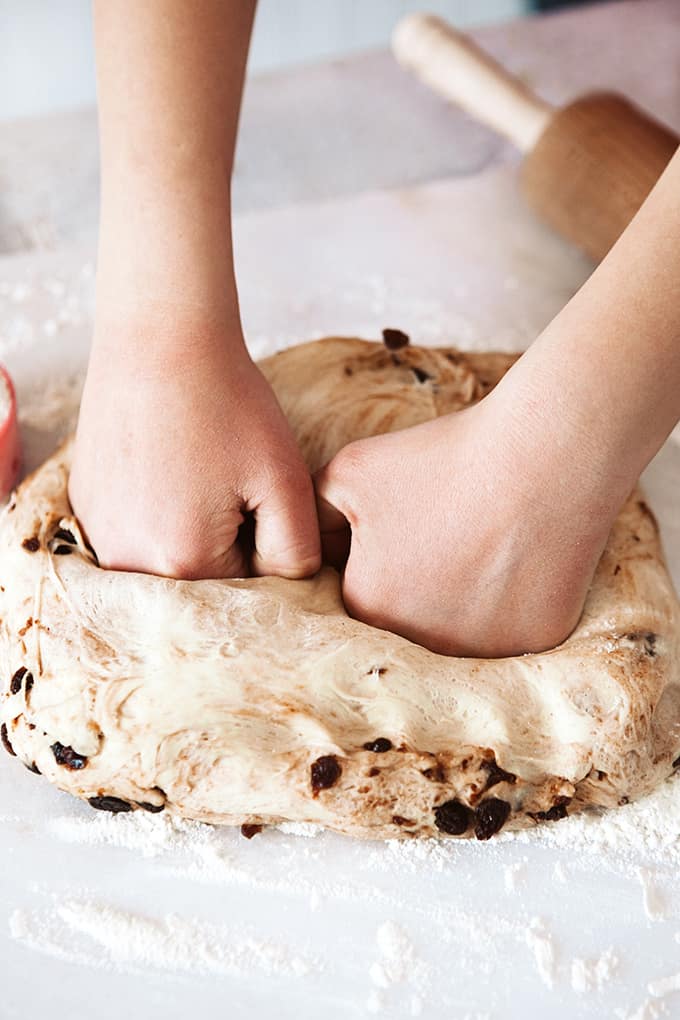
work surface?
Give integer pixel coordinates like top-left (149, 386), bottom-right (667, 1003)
top-left (2, 1), bottom-right (680, 1018)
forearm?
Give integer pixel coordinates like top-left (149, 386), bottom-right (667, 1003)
top-left (93, 0), bottom-right (255, 350)
top-left (495, 147), bottom-right (680, 508)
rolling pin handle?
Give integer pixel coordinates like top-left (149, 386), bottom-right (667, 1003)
top-left (392, 13), bottom-right (552, 152)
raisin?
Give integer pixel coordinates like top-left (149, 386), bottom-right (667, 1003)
top-left (310, 755), bottom-right (342, 793)
top-left (24, 761), bottom-right (41, 775)
top-left (368, 767), bottom-right (380, 777)
top-left (22, 537), bottom-right (40, 553)
top-left (434, 799), bottom-right (470, 836)
top-left (411, 367), bottom-right (432, 384)
top-left (531, 797), bottom-right (571, 823)
top-left (25, 673), bottom-right (34, 696)
top-left (392, 815), bottom-right (414, 826)
top-left (1, 723), bottom-right (16, 756)
top-left (673, 755), bottom-right (680, 770)
top-left (85, 541), bottom-right (100, 566)
top-left (88, 795), bottom-right (132, 813)
top-left (10, 667), bottom-right (27, 695)
top-left (363, 738), bottom-right (392, 753)
top-left (51, 741), bottom-right (88, 770)
top-left (474, 798), bottom-right (511, 840)
top-left (533, 804), bottom-right (568, 822)
top-left (137, 800), bottom-right (165, 813)
top-left (53, 545), bottom-right (74, 556)
top-left (54, 528), bottom-right (76, 544)
top-left (625, 632), bottom-right (657, 657)
top-left (481, 757), bottom-right (517, 791)
top-left (422, 764), bottom-right (445, 783)
top-left (382, 328), bottom-right (410, 350)
top-left (241, 823), bottom-right (263, 839)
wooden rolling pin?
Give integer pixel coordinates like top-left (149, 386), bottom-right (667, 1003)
top-left (392, 14), bottom-right (679, 262)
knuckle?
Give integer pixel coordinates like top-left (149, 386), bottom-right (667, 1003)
top-left (342, 567), bottom-right (384, 624)
top-left (271, 550), bottom-right (322, 579)
top-left (256, 528), bottom-right (321, 576)
top-left (333, 439), bottom-right (371, 478)
top-left (260, 462), bottom-right (315, 509)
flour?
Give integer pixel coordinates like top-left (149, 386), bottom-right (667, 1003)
top-left (45, 809), bottom-right (195, 858)
top-left (17, 373), bottom-right (83, 433)
top-left (0, 267), bottom-right (93, 373)
top-left (501, 776), bottom-right (680, 865)
top-left (649, 971), bottom-right (680, 998)
top-left (10, 897), bottom-right (318, 980)
top-left (553, 861), bottom-right (568, 884)
top-left (277, 821), bottom-right (325, 838)
top-left (615, 1002), bottom-right (669, 1020)
top-left (41, 277), bottom-right (66, 298)
top-left (366, 920), bottom-right (430, 1014)
top-left (504, 860), bottom-right (525, 892)
top-left (366, 990), bottom-right (386, 1014)
top-left (8, 282), bottom-right (32, 303)
top-left (374, 920), bottom-right (418, 985)
top-left (409, 994), bottom-right (423, 1016)
top-left (0, 313), bottom-right (34, 356)
top-left (571, 947), bottom-right (619, 994)
top-left (638, 867), bottom-right (668, 922)
top-left (525, 918), bottom-right (557, 989)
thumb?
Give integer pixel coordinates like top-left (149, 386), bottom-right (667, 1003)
top-left (314, 463), bottom-right (352, 571)
top-left (251, 473), bottom-right (321, 579)
top-left (220, 533), bottom-right (249, 580)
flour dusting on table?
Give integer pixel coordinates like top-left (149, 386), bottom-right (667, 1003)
top-left (10, 898), bottom-right (318, 980)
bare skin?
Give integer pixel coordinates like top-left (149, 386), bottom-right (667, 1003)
top-left (70, 0), bottom-right (321, 581)
top-left (317, 147), bottom-right (680, 655)
top-left (74, 1), bottom-right (680, 655)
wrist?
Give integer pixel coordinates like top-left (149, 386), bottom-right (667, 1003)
top-left (96, 192), bottom-right (238, 326)
top-left (484, 351), bottom-right (637, 525)
top-left (90, 300), bottom-right (249, 378)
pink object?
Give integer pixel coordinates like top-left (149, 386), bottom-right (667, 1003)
top-left (0, 365), bottom-right (21, 501)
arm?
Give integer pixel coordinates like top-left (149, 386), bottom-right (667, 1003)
top-left (499, 145), bottom-right (680, 504)
top-left (70, 0), bottom-right (321, 580)
top-left (316, 150), bottom-right (680, 657)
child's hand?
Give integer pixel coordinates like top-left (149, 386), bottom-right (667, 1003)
top-left (69, 323), bottom-right (320, 580)
top-left (316, 387), bottom-right (619, 658)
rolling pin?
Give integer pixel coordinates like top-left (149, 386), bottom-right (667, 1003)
top-left (392, 14), bottom-right (679, 262)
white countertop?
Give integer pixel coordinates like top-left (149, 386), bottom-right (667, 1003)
top-left (2, 0), bottom-right (680, 252)
top-left (1, 2), bottom-right (680, 1018)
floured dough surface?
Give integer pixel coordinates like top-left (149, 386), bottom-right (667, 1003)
top-left (1, 335), bottom-right (680, 841)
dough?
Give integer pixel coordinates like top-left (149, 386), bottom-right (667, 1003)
top-left (2, 334), bottom-right (680, 841)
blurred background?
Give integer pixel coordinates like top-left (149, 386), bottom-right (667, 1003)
top-left (0, 0), bottom-right (595, 121)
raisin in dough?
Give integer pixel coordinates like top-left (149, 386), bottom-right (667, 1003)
top-left (1, 335), bottom-right (680, 841)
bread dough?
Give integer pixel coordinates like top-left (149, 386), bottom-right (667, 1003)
top-left (2, 335), bottom-right (680, 841)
